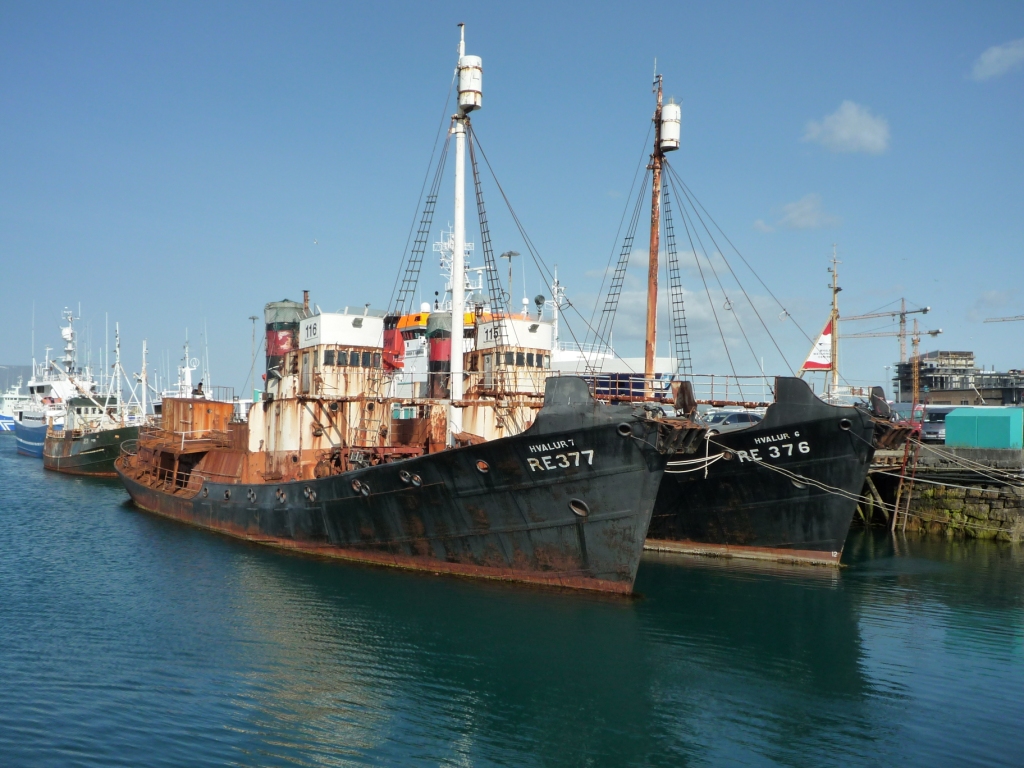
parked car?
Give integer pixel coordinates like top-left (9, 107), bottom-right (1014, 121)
top-left (922, 405), bottom-right (957, 443)
top-left (704, 410), bottom-right (763, 435)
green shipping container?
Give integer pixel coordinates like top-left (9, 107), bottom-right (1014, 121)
top-left (945, 407), bottom-right (1024, 450)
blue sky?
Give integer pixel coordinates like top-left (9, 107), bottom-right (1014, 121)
top-left (2, 1), bottom-right (1022, 395)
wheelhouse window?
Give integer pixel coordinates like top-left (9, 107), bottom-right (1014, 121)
top-left (323, 349), bottom-right (335, 366)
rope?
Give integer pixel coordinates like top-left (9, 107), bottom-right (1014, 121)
top-left (908, 439), bottom-right (1024, 485)
top-left (706, 438), bottom-right (901, 515)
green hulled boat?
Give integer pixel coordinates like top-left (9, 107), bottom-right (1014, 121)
top-left (43, 396), bottom-right (140, 478)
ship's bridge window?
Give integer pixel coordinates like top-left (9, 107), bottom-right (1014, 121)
top-left (336, 351), bottom-right (348, 366)
top-left (516, 352), bottom-right (525, 367)
top-left (76, 407), bottom-right (82, 415)
top-left (372, 352), bottom-right (381, 368)
top-left (504, 352), bottom-right (514, 366)
top-left (323, 349), bottom-right (335, 366)
top-left (526, 353), bottom-right (534, 367)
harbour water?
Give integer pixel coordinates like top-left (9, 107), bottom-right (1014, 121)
top-left (1, 444), bottom-right (1022, 767)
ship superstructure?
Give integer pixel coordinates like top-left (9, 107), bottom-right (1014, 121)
top-left (15, 309), bottom-right (97, 457)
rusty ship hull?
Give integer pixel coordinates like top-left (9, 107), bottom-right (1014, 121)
top-left (647, 377), bottom-right (876, 566)
top-left (116, 382), bottom-right (691, 594)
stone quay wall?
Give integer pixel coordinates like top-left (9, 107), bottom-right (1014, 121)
top-left (875, 446), bottom-right (1024, 541)
top-left (903, 483), bottom-right (1024, 542)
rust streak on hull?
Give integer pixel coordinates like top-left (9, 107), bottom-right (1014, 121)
top-left (119, 467), bottom-right (636, 594)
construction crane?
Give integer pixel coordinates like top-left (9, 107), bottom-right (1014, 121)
top-left (844, 328), bottom-right (943, 341)
top-left (984, 315), bottom-right (1024, 323)
top-left (843, 298), bottom-right (931, 362)
top-left (845, 324), bottom-right (942, 406)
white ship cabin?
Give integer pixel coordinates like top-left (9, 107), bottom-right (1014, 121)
top-left (467, 312), bottom-right (555, 396)
top-left (269, 306), bottom-right (388, 400)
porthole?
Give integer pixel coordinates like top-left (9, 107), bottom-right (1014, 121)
top-left (411, 474), bottom-right (422, 488)
top-left (569, 499), bottom-right (590, 517)
top-left (202, 487), bottom-right (209, 498)
top-left (476, 460), bottom-right (490, 473)
top-left (399, 470), bottom-right (412, 484)
top-left (839, 418), bottom-right (852, 431)
top-left (617, 423), bottom-right (633, 437)
top-left (360, 484), bottom-right (371, 497)
top-left (351, 479), bottom-right (362, 493)
top-left (224, 489), bottom-right (231, 500)
top-left (303, 487), bottom-right (311, 499)
top-left (309, 489), bottom-right (317, 502)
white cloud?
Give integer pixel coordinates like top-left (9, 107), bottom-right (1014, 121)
top-left (753, 219), bottom-right (774, 233)
top-left (778, 194), bottom-right (840, 230)
top-left (803, 101), bottom-right (890, 154)
top-left (972, 37), bottom-right (1024, 81)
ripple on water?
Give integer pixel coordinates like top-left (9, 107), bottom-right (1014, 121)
top-left (2, 449), bottom-right (1024, 766)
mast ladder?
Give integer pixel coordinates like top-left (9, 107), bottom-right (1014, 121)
top-left (663, 179), bottom-right (693, 378)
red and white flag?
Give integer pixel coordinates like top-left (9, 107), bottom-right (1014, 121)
top-left (801, 320), bottom-right (833, 371)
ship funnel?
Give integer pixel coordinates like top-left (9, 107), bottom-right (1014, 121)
top-left (457, 27), bottom-right (482, 113)
top-left (661, 99), bottom-right (681, 152)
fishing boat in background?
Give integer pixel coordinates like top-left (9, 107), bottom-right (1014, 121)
top-left (0, 378), bottom-right (31, 433)
top-left (15, 310), bottom-right (97, 457)
top-left (116, 26), bottom-right (704, 594)
top-left (42, 326), bottom-right (148, 478)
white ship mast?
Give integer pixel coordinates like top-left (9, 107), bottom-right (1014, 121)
top-left (449, 22), bottom-right (482, 441)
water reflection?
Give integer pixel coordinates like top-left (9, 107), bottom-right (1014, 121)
top-left (2, 443), bottom-right (1024, 767)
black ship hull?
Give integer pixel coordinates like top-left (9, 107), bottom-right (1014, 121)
top-left (647, 378), bottom-right (875, 565)
top-left (43, 425), bottom-right (139, 478)
top-left (117, 380), bottom-right (692, 593)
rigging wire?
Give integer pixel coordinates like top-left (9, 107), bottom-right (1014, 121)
top-left (589, 170), bottom-right (651, 366)
top-left (586, 121), bottom-right (655, 344)
top-left (673, 176), bottom-right (743, 389)
top-left (667, 163), bottom-right (795, 377)
top-left (386, 69), bottom-right (458, 313)
top-left (470, 133), bottom-right (637, 372)
top-left (673, 175), bottom-right (813, 345)
top-left (665, 171), bottom-right (764, 382)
